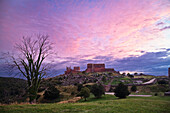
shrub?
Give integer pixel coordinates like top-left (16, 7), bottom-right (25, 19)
top-left (114, 83), bottom-right (130, 98)
top-left (154, 93), bottom-right (158, 96)
top-left (131, 85), bottom-right (137, 92)
top-left (77, 84), bottom-right (83, 92)
top-left (127, 73), bottom-right (134, 78)
top-left (38, 87), bottom-right (46, 92)
top-left (71, 91), bottom-right (75, 95)
top-left (158, 80), bottom-right (168, 84)
top-left (79, 87), bottom-right (90, 101)
top-left (109, 87), bottom-right (115, 92)
top-left (82, 71), bottom-right (87, 74)
top-left (44, 86), bottom-right (60, 100)
top-left (102, 76), bottom-right (106, 82)
top-left (91, 84), bottom-right (105, 98)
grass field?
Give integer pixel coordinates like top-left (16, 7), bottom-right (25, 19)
top-left (1, 95), bottom-right (170, 113)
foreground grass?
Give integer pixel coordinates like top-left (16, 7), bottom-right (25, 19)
top-left (1, 95), bottom-right (170, 113)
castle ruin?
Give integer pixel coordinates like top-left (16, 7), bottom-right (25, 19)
top-left (85, 63), bottom-right (115, 73)
top-left (65, 63), bottom-right (116, 74)
top-left (65, 66), bottom-right (80, 74)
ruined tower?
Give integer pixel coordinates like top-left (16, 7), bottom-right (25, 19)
top-left (86, 64), bottom-right (105, 72)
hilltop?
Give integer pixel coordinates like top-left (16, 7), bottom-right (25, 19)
top-left (0, 70), bottom-right (169, 104)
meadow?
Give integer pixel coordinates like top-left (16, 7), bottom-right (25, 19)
top-left (1, 94), bottom-right (170, 113)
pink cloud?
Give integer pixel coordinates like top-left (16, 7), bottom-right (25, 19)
top-left (0, 0), bottom-right (170, 60)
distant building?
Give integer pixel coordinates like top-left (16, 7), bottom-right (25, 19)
top-left (85, 63), bottom-right (116, 73)
top-left (65, 66), bottom-right (80, 74)
top-left (65, 63), bottom-right (117, 74)
top-left (86, 64), bottom-right (105, 72)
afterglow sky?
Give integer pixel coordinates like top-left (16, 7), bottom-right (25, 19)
top-left (0, 0), bottom-right (170, 76)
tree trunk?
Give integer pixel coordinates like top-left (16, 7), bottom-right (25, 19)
top-left (28, 85), bottom-right (38, 104)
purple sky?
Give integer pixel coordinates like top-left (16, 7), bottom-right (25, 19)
top-left (0, 0), bottom-right (170, 76)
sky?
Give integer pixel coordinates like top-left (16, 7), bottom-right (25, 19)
top-left (0, 0), bottom-right (170, 76)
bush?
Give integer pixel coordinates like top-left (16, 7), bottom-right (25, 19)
top-left (38, 87), bottom-right (46, 92)
top-left (131, 85), bottom-right (137, 92)
top-left (158, 80), bottom-right (168, 84)
top-left (154, 93), bottom-right (158, 96)
top-left (91, 84), bottom-right (105, 98)
top-left (102, 76), bottom-right (106, 82)
top-left (79, 87), bottom-right (90, 101)
top-left (44, 86), bottom-right (60, 100)
top-left (77, 84), bottom-right (83, 92)
top-left (114, 83), bottom-right (130, 98)
top-left (82, 71), bottom-right (87, 74)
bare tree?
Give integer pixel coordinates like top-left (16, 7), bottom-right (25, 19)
top-left (7, 34), bottom-right (53, 103)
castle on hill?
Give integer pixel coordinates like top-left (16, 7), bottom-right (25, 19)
top-left (65, 63), bottom-right (117, 74)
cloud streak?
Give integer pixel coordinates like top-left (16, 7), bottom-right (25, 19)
top-left (0, 0), bottom-right (170, 76)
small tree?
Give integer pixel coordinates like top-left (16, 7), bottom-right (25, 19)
top-left (131, 85), bottom-right (137, 92)
top-left (114, 83), bottom-right (130, 98)
top-left (122, 73), bottom-right (126, 76)
top-left (134, 73), bottom-right (138, 76)
top-left (44, 86), bottom-right (60, 100)
top-left (127, 73), bottom-right (134, 78)
top-left (79, 87), bottom-right (90, 101)
top-left (127, 73), bottom-right (130, 76)
top-left (91, 84), bottom-right (105, 98)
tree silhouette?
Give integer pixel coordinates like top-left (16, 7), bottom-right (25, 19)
top-left (7, 34), bottom-right (53, 103)
top-left (114, 83), bottom-right (130, 98)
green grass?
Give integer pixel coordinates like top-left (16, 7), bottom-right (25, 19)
top-left (1, 95), bottom-right (170, 113)
top-left (134, 75), bottom-right (155, 79)
top-left (111, 77), bottom-right (133, 85)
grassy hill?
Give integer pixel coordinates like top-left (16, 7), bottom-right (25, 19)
top-left (0, 95), bottom-right (170, 113)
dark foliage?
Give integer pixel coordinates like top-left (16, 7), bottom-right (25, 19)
top-left (77, 84), bottom-right (83, 92)
top-left (150, 84), bottom-right (169, 92)
top-left (102, 76), bottom-right (106, 82)
top-left (114, 83), bottom-right (130, 98)
top-left (158, 80), bottom-right (168, 84)
top-left (131, 85), bottom-right (137, 92)
top-left (44, 86), bottom-right (60, 100)
top-left (38, 87), bottom-right (46, 92)
top-left (0, 77), bottom-right (26, 104)
top-left (82, 71), bottom-right (87, 74)
top-left (79, 87), bottom-right (90, 101)
top-left (109, 87), bottom-right (115, 92)
top-left (134, 73), bottom-right (138, 75)
top-left (154, 93), bottom-right (158, 96)
top-left (127, 73), bottom-right (134, 78)
top-left (91, 84), bottom-right (105, 98)
top-left (122, 73), bottom-right (126, 76)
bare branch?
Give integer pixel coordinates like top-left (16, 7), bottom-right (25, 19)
top-left (2, 34), bottom-right (54, 103)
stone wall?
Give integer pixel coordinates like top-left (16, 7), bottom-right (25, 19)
top-left (65, 66), bottom-right (80, 74)
top-left (74, 67), bottom-right (80, 71)
top-left (86, 64), bottom-right (105, 72)
top-left (65, 63), bottom-right (117, 74)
